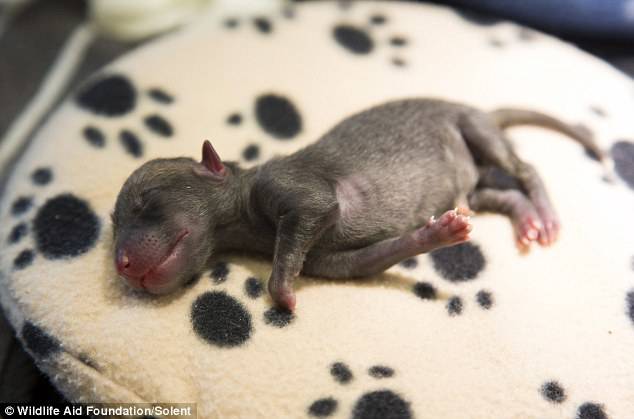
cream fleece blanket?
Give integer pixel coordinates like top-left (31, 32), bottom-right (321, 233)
top-left (1, 1), bottom-right (634, 418)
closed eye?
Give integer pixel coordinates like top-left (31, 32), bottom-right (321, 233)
top-left (135, 187), bottom-right (164, 222)
top-left (139, 199), bottom-right (164, 223)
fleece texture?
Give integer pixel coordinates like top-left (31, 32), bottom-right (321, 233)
top-left (1, 1), bottom-right (634, 418)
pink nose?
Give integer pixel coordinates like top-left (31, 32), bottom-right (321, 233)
top-left (116, 250), bottom-right (130, 273)
top-left (116, 246), bottom-right (155, 283)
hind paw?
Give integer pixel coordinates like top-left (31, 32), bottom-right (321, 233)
top-left (514, 212), bottom-right (542, 251)
top-left (415, 207), bottom-right (473, 249)
top-left (513, 206), bottom-right (559, 252)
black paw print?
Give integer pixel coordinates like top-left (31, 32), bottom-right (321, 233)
top-left (6, 167), bottom-right (101, 271)
top-left (222, 5), bottom-right (297, 36)
top-left (307, 362), bottom-right (412, 418)
top-left (540, 380), bottom-right (610, 419)
top-left (191, 261), bottom-right (294, 348)
top-left (75, 74), bottom-right (175, 158)
top-left (611, 140), bottom-right (634, 190)
top-left (626, 290), bottom-right (634, 328)
top-left (487, 27), bottom-right (540, 48)
top-left (450, 8), bottom-right (540, 48)
top-left (589, 105), bottom-right (608, 119)
top-left (19, 319), bottom-right (100, 372)
top-left (225, 93), bottom-right (304, 163)
top-left (224, 16), bottom-right (274, 34)
top-left (401, 242), bottom-right (494, 316)
top-left (331, 10), bottom-right (410, 68)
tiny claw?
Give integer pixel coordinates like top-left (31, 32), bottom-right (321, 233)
top-left (515, 235), bottom-right (531, 252)
top-left (526, 228), bottom-right (538, 240)
top-left (456, 206), bottom-right (474, 217)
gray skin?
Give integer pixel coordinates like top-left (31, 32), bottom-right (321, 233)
top-left (112, 98), bottom-right (605, 310)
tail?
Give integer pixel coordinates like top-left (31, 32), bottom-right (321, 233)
top-left (490, 108), bottom-right (615, 182)
top-left (491, 108), bottom-right (605, 161)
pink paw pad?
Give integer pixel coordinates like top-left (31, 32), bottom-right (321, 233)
top-left (533, 201), bottom-right (561, 247)
top-left (515, 214), bottom-right (542, 248)
top-left (423, 207), bottom-right (473, 246)
top-left (538, 217), bottom-right (560, 246)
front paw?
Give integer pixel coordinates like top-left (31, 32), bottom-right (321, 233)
top-left (268, 278), bottom-right (297, 312)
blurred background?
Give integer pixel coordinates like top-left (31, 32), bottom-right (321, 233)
top-left (0, 0), bottom-right (632, 404)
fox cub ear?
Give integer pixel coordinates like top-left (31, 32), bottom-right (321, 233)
top-left (195, 140), bottom-right (226, 180)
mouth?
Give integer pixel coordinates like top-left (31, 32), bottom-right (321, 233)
top-left (139, 230), bottom-right (190, 292)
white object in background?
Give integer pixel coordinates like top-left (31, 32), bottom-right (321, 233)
top-left (89, 0), bottom-right (284, 41)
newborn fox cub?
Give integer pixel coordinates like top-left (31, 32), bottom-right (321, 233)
top-left (112, 98), bottom-right (605, 311)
